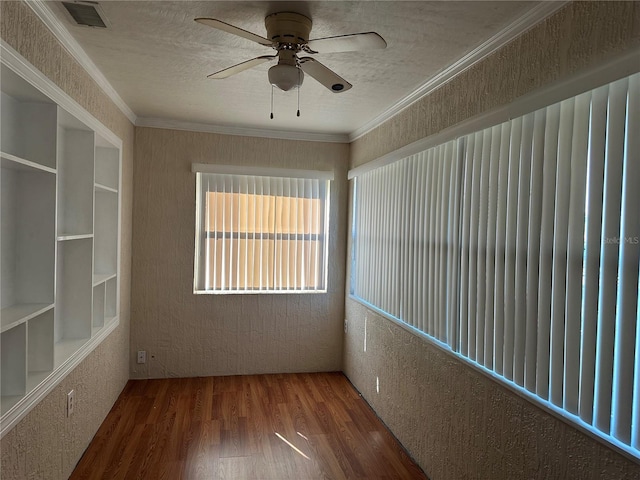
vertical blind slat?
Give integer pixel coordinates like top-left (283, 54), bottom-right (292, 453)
top-left (493, 124), bottom-right (510, 374)
top-left (563, 92), bottom-right (591, 414)
top-left (460, 137), bottom-right (474, 357)
top-left (579, 84), bottom-right (608, 423)
top-left (633, 264), bottom-right (640, 450)
top-left (468, 132), bottom-right (483, 360)
top-left (434, 145), bottom-right (448, 340)
top-left (414, 156), bottom-right (423, 330)
top-left (421, 152), bottom-right (431, 333)
top-left (536, 103), bottom-right (561, 399)
top-left (503, 118), bottom-right (522, 380)
top-left (594, 77), bottom-right (627, 434)
top-left (476, 130), bottom-right (491, 365)
top-left (484, 126), bottom-right (501, 368)
top-left (447, 141), bottom-right (462, 349)
top-left (549, 98), bottom-right (575, 408)
top-left (514, 112), bottom-right (534, 386)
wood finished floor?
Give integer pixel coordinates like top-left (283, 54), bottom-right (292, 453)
top-left (70, 372), bottom-right (427, 479)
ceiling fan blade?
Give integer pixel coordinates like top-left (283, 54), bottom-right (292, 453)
top-left (208, 56), bottom-right (276, 79)
top-left (305, 32), bottom-right (386, 54)
top-left (195, 18), bottom-right (272, 47)
top-left (299, 58), bottom-right (352, 93)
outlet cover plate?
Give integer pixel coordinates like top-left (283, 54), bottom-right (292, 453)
top-left (137, 350), bottom-right (146, 364)
top-left (67, 390), bottom-right (75, 417)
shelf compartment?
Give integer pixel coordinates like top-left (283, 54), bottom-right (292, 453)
top-left (57, 117), bottom-right (95, 237)
top-left (1, 160), bottom-right (56, 314)
top-left (1, 323), bottom-right (26, 414)
top-left (92, 284), bottom-right (105, 330)
top-left (1, 152), bottom-right (56, 174)
top-left (0, 68), bottom-right (57, 170)
top-left (95, 146), bottom-right (119, 191)
top-left (105, 276), bottom-right (117, 321)
top-left (28, 309), bottom-right (54, 378)
top-left (93, 272), bottom-right (116, 287)
top-left (95, 183), bottom-right (118, 194)
top-left (54, 337), bottom-right (90, 370)
top-left (94, 191), bottom-right (118, 277)
top-left (1, 303), bottom-right (54, 333)
top-left (55, 238), bottom-right (92, 343)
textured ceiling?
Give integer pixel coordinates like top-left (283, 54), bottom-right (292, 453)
top-left (50, 1), bottom-right (539, 137)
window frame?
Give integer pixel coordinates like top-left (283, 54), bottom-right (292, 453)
top-left (192, 164), bottom-right (332, 295)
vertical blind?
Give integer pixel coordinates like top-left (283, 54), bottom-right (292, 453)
top-left (194, 172), bottom-right (329, 293)
top-left (351, 71), bottom-right (640, 455)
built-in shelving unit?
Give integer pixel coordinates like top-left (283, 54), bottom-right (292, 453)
top-left (0, 53), bottom-right (121, 436)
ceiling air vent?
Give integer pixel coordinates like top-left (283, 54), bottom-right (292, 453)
top-left (61, 1), bottom-right (107, 28)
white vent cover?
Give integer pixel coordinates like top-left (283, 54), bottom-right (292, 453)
top-left (61, 1), bottom-right (107, 28)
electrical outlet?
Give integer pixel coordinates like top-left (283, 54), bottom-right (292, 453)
top-left (137, 350), bottom-right (146, 364)
top-left (67, 390), bottom-right (75, 417)
top-left (344, 319), bottom-right (348, 333)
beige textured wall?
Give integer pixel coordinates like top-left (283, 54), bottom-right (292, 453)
top-left (344, 2), bottom-right (640, 479)
top-left (0, 2), bottom-right (133, 479)
top-left (131, 128), bottom-right (348, 378)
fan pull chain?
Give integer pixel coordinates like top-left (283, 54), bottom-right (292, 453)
top-left (270, 85), bottom-right (274, 119)
top-left (297, 69), bottom-right (301, 117)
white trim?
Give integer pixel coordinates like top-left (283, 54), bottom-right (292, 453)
top-left (17, 0), bottom-right (566, 146)
top-left (1, 41), bottom-right (122, 150)
top-left (348, 1), bottom-right (568, 142)
top-left (137, 117), bottom-right (349, 144)
top-left (0, 318), bottom-right (119, 438)
top-left (348, 47), bottom-right (640, 179)
top-left (192, 163), bottom-right (334, 181)
top-left (26, 0), bottom-right (137, 124)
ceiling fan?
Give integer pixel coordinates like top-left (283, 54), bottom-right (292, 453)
top-left (195, 12), bottom-right (387, 94)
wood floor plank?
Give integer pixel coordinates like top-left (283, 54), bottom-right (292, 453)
top-left (70, 372), bottom-right (427, 479)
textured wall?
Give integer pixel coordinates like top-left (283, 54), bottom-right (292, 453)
top-left (131, 128), bottom-right (348, 378)
top-left (351, 1), bottom-right (640, 168)
top-left (0, 1), bottom-right (133, 479)
top-left (344, 2), bottom-right (640, 479)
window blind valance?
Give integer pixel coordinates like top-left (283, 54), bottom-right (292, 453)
top-left (191, 163), bottom-right (334, 181)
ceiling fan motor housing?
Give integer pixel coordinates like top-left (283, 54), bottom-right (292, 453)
top-left (265, 12), bottom-right (312, 46)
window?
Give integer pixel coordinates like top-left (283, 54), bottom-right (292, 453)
top-left (351, 71), bottom-right (640, 457)
top-left (193, 165), bottom-right (331, 293)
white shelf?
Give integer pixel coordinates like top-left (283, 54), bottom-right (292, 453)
top-left (57, 233), bottom-right (93, 242)
top-left (93, 272), bottom-right (116, 286)
top-left (54, 337), bottom-right (90, 369)
top-left (1, 151), bottom-right (56, 174)
top-left (0, 303), bottom-right (54, 333)
top-left (95, 183), bottom-right (118, 194)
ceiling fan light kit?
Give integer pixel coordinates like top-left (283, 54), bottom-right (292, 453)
top-left (268, 49), bottom-right (304, 91)
top-left (195, 11), bottom-right (386, 96)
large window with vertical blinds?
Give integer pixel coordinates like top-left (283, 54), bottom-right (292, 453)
top-left (193, 165), bottom-right (331, 293)
top-left (350, 71), bottom-right (639, 457)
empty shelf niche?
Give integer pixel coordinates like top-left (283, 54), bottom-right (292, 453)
top-left (55, 238), bottom-right (92, 362)
top-left (1, 158), bottom-right (56, 332)
top-left (57, 109), bottom-right (95, 238)
top-left (0, 65), bottom-right (57, 170)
